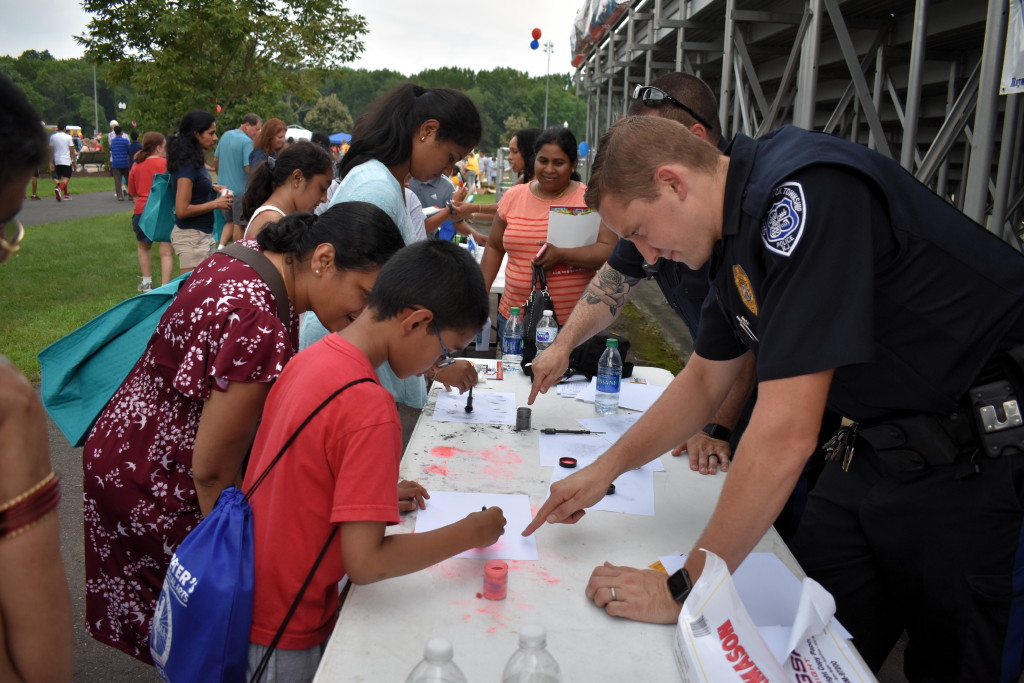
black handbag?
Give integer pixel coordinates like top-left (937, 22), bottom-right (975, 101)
top-left (521, 332), bottom-right (634, 381)
top-left (521, 264), bottom-right (559, 361)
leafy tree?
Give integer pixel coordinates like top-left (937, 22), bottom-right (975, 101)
top-left (304, 94), bottom-right (353, 133)
top-left (320, 68), bottom-right (407, 123)
top-left (77, 0), bottom-right (368, 131)
top-left (502, 114), bottom-right (531, 144)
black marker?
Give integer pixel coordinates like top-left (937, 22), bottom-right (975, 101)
top-left (465, 386), bottom-right (474, 412)
top-left (540, 428), bottom-right (605, 435)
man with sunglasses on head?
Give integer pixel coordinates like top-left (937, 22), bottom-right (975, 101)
top-left (526, 111), bottom-right (1024, 682)
top-left (528, 72), bottom-right (755, 477)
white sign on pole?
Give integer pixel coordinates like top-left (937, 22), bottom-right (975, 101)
top-left (1001, 0), bottom-right (1024, 94)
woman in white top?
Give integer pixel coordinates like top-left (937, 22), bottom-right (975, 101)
top-left (242, 141), bottom-right (334, 239)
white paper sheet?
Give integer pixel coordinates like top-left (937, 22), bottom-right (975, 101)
top-left (546, 207), bottom-right (601, 248)
top-left (432, 390), bottom-right (517, 425)
top-left (414, 491), bottom-right (538, 560)
top-left (555, 376), bottom-right (590, 397)
top-left (538, 431), bottom-right (664, 472)
top-left (573, 377), bottom-right (666, 412)
top-left (549, 463), bottom-right (655, 516)
top-left (577, 414), bottom-right (641, 444)
top-left (574, 414), bottom-right (667, 471)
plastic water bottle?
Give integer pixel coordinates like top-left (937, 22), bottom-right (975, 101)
top-left (502, 307), bottom-right (524, 374)
top-left (405, 637), bottom-right (468, 683)
top-left (501, 624), bottom-right (562, 683)
top-left (595, 338), bottom-right (621, 415)
top-left (535, 310), bottom-right (558, 352)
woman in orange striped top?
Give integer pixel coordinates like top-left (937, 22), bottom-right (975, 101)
top-left (481, 126), bottom-right (616, 334)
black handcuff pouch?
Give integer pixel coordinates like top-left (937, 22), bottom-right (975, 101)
top-left (857, 413), bottom-right (962, 472)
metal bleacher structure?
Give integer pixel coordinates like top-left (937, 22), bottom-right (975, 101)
top-left (569, 0), bottom-right (1023, 247)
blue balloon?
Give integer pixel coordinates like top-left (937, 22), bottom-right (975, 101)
top-left (578, 141), bottom-right (590, 158)
top-left (530, 39), bottom-right (540, 50)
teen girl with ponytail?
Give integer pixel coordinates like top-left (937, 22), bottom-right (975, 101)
top-left (302, 83), bottom-right (485, 405)
top-left (241, 141), bottom-right (334, 239)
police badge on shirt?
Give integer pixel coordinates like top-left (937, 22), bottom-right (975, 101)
top-left (761, 182), bottom-right (806, 256)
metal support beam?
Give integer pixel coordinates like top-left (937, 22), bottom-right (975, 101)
top-left (992, 94), bottom-right (1021, 240)
top-left (732, 26), bottom-right (770, 119)
top-left (917, 61), bottom-right (980, 185)
top-left (869, 38), bottom-right (886, 151)
top-left (962, 0), bottom-right (1008, 224)
top-left (900, 0), bottom-right (928, 171)
top-left (757, 7), bottom-right (812, 136)
top-left (823, 0), bottom-right (892, 156)
top-left (794, 0), bottom-right (823, 129)
top-left (719, 0), bottom-right (737, 138)
top-left (822, 24), bottom-right (888, 137)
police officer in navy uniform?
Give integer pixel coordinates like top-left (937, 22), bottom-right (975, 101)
top-left (523, 115), bottom-right (1024, 682)
top-left (528, 73), bottom-right (757, 474)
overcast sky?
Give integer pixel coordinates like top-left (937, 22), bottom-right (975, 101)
top-left (0, 0), bottom-right (583, 78)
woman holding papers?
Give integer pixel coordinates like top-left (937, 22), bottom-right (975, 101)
top-left (481, 126), bottom-right (616, 333)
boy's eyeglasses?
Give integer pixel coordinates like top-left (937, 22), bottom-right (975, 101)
top-left (0, 220), bottom-right (25, 261)
top-left (631, 85), bottom-right (714, 131)
top-left (432, 326), bottom-right (457, 368)
top-left (403, 305), bottom-right (458, 368)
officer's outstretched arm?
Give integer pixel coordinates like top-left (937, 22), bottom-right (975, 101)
top-left (682, 369), bottom-right (833, 583)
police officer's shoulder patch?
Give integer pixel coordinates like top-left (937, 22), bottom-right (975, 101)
top-left (761, 182), bottom-right (806, 257)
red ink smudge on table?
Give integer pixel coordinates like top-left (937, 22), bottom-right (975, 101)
top-left (430, 446), bottom-right (465, 459)
top-left (429, 445), bottom-right (524, 479)
top-left (480, 445), bottom-right (523, 479)
top-left (424, 464), bottom-right (449, 475)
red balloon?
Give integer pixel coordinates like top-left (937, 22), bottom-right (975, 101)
top-left (532, 27), bottom-right (542, 40)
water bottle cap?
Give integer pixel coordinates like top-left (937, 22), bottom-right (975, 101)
top-left (424, 637), bottom-right (454, 663)
top-left (542, 309), bottom-right (553, 316)
top-left (510, 307), bottom-right (520, 315)
top-left (606, 338), bottom-right (619, 348)
top-left (518, 623), bottom-right (547, 647)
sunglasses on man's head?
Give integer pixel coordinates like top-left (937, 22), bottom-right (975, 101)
top-left (631, 85), bottom-right (714, 131)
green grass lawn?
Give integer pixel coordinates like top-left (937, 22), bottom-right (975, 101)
top-left (26, 175), bottom-right (119, 198)
top-left (0, 211), bottom-right (151, 381)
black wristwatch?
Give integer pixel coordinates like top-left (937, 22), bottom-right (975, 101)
top-left (667, 568), bottom-right (693, 604)
top-left (702, 423), bottom-right (732, 443)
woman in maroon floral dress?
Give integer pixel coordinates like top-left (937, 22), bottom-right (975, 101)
top-left (82, 202), bottom-right (405, 663)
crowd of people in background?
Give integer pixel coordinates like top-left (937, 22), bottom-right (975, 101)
top-left (34, 103), bottom-right (526, 295)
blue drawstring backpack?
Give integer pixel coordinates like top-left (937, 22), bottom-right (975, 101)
top-left (151, 487), bottom-right (253, 683)
top-left (151, 378), bottom-right (373, 683)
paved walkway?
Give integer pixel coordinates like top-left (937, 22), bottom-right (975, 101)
top-left (19, 189), bottom-right (132, 227)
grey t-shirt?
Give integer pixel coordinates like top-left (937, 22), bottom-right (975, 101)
top-left (408, 175), bottom-right (455, 210)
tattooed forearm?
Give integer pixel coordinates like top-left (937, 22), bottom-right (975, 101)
top-left (583, 265), bottom-right (642, 317)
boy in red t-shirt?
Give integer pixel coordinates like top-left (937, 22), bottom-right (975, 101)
top-left (244, 240), bottom-right (505, 680)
